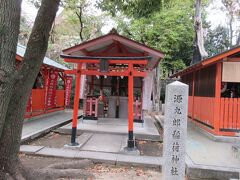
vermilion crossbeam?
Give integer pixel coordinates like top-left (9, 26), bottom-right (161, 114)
top-left (64, 58), bottom-right (148, 65)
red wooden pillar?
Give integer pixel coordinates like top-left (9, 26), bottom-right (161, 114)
top-left (90, 76), bottom-right (94, 95)
top-left (71, 63), bottom-right (82, 145)
top-left (128, 63), bottom-right (135, 148)
top-left (214, 62), bottom-right (222, 135)
top-left (192, 72), bottom-right (195, 120)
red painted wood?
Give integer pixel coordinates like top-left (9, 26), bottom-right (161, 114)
top-left (64, 58), bottom-right (148, 65)
top-left (87, 53), bottom-right (144, 57)
top-left (72, 63), bottom-right (82, 128)
top-left (224, 98), bottom-right (229, 129)
top-left (219, 98), bottom-right (224, 129)
top-left (32, 89), bottom-right (45, 113)
top-left (78, 69), bottom-right (147, 77)
top-left (188, 96), bottom-right (192, 117)
top-left (173, 47), bottom-right (240, 78)
top-left (189, 96), bottom-right (215, 127)
top-left (62, 34), bottom-right (164, 58)
top-left (56, 90), bottom-right (65, 107)
top-left (84, 97), bottom-right (99, 117)
top-left (65, 69), bottom-right (77, 74)
top-left (233, 98), bottom-right (237, 129)
top-left (229, 98), bottom-right (233, 129)
top-left (238, 99), bottom-right (240, 129)
top-left (213, 62), bottom-right (222, 133)
top-left (128, 63), bottom-right (134, 132)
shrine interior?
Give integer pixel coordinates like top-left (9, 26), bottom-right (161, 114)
top-left (83, 73), bottom-right (143, 121)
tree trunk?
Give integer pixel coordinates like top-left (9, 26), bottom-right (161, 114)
top-left (0, 0), bottom-right (60, 178)
top-left (229, 15), bottom-right (234, 47)
top-left (191, 0), bottom-right (208, 65)
top-left (0, 0), bottom-right (22, 139)
top-left (76, 5), bottom-right (84, 42)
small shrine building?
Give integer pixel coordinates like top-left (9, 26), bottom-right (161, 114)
top-left (61, 31), bottom-right (164, 147)
top-left (172, 46), bottom-right (240, 137)
top-left (17, 44), bottom-right (72, 119)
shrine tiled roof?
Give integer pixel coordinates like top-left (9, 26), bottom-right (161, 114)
top-left (17, 44), bottom-right (68, 70)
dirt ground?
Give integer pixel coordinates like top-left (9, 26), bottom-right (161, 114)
top-left (26, 132), bottom-right (72, 148)
top-left (136, 140), bottom-right (162, 156)
top-left (19, 154), bottom-right (162, 180)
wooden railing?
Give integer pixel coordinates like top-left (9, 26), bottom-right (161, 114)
top-left (32, 89), bottom-right (45, 115)
top-left (24, 89), bottom-right (65, 119)
top-left (134, 100), bottom-right (142, 120)
top-left (188, 96), bottom-right (215, 127)
top-left (220, 98), bottom-right (240, 130)
top-left (56, 90), bottom-right (65, 108)
top-left (84, 97), bottom-right (98, 117)
top-left (188, 96), bottom-right (193, 117)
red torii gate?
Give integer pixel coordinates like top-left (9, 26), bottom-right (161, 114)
top-left (61, 31), bottom-right (164, 149)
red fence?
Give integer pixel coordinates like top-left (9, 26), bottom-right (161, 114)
top-left (134, 100), bottom-right (142, 120)
top-left (188, 96), bottom-right (240, 135)
top-left (32, 89), bottom-right (45, 116)
top-left (188, 96), bottom-right (193, 117)
top-left (56, 90), bottom-right (65, 107)
top-left (188, 96), bottom-right (215, 127)
top-left (84, 97), bottom-right (98, 117)
top-left (220, 98), bottom-right (240, 130)
top-left (24, 89), bottom-right (65, 119)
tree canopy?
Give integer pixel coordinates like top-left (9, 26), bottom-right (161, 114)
top-left (96, 0), bottom-right (171, 18)
top-left (97, 0), bottom-right (195, 75)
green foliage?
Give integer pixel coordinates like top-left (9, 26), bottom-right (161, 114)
top-left (112, 0), bottom-right (194, 73)
top-left (96, 0), bottom-right (171, 18)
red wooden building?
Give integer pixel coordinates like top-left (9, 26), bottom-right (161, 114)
top-left (172, 46), bottom-right (240, 137)
top-left (16, 44), bottom-right (72, 119)
top-left (61, 31), bottom-right (164, 147)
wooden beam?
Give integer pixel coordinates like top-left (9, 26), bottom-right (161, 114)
top-left (192, 72), bottom-right (195, 121)
top-left (132, 71), bottom-right (147, 77)
top-left (65, 69), bottom-right (78, 74)
top-left (99, 43), bottom-right (116, 54)
top-left (80, 69), bottom-right (146, 77)
top-left (86, 53), bottom-right (144, 57)
top-left (226, 57), bottom-right (240, 62)
top-left (114, 40), bottom-right (123, 53)
top-left (119, 42), bottom-right (130, 54)
top-left (81, 49), bottom-right (90, 55)
top-left (213, 62), bottom-right (222, 135)
top-left (64, 58), bottom-right (148, 65)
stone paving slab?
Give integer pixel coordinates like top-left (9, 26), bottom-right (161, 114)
top-left (21, 110), bottom-right (82, 142)
top-left (155, 114), bottom-right (240, 179)
top-left (20, 145), bottom-right (44, 153)
top-left (81, 134), bottom-right (125, 153)
top-left (36, 147), bottom-right (78, 158)
top-left (19, 145), bottom-right (162, 168)
top-left (75, 133), bottom-right (93, 148)
top-left (59, 116), bottom-right (160, 141)
top-left (116, 154), bottom-right (162, 168)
